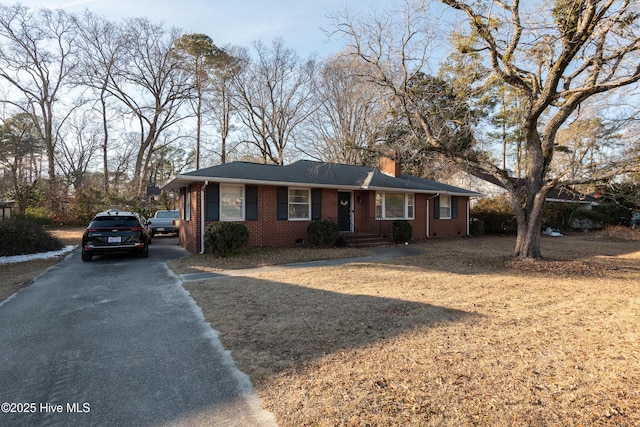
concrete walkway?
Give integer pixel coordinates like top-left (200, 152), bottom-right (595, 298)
top-left (179, 245), bottom-right (424, 282)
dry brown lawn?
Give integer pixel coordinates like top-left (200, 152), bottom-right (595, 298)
top-left (3, 226), bottom-right (640, 426)
top-left (171, 229), bottom-right (640, 426)
top-left (0, 226), bottom-right (83, 301)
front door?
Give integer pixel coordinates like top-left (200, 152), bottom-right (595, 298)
top-left (338, 192), bottom-right (352, 232)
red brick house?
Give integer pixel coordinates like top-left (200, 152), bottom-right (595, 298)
top-left (161, 158), bottom-right (481, 253)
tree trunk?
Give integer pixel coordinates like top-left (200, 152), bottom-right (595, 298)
top-left (512, 122), bottom-right (551, 260)
top-left (195, 87), bottom-right (202, 170)
top-left (45, 125), bottom-right (59, 215)
top-left (220, 94), bottom-right (230, 164)
top-left (133, 123), bottom-right (157, 197)
top-left (513, 191), bottom-right (547, 259)
top-left (100, 86), bottom-right (110, 204)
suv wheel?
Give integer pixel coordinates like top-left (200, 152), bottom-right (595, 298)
top-left (81, 251), bottom-right (93, 262)
top-left (139, 245), bottom-right (149, 258)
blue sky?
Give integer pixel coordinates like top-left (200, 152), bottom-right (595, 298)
top-left (20, 0), bottom-right (381, 57)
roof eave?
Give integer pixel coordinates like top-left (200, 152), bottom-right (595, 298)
top-left (367, 186), bottom-right (481, 197)
top-left (162, 175), bottom-right (482, 197)
top-left (545, 198), bottom-right (593, 204)
top-left (161, 175), bottom-right (364, 191)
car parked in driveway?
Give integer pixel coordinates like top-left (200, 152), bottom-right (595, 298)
top-left (148, 210), bottom-right (180, 236)
top-left (81, 209), bottom-right (150, 261)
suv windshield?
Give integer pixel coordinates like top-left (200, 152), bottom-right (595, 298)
top-left (90, 216), bottom-right (140, 228)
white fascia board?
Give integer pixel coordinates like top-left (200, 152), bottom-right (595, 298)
top-left (164, 175), bottom-right (481, 197)
top-left (164, 175), bottom-right (362, 191)
top-left (366, 186), bottom-right (481, 197)
top-left (545, 198), bottom-right (591, 204)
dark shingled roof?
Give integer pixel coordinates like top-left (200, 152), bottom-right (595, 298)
top-left (162, 160), bottom-right (480, 196)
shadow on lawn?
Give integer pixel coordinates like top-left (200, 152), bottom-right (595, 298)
top-left (366, 235), bottom-right (640, 277)
top-left (184, 275), bottom-right (477, 377)
top-left (183, 236), bottom-right (640, 380)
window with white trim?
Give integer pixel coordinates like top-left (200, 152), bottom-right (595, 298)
top-left (183, 185), bottom-right (191, 221)
top-left (288, 188), bottom-right (310, 220)
top-left (439, 194), bottom-right (452, 219)
top-left (220, 184), bottom-right (244, 221)
top-left (375, 192), bottom-right (415, 220)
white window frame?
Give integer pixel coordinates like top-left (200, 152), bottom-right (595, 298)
top-left (220, 184), bottom-right (245, 221)
top-left (288, 187), bottom-right (311, 220)
top-left (439, 195), bottom-right (452, 219)
top-left (183, 185), bottom-right (191, 221)
top-left (375, 192), bottom-right (415, 220)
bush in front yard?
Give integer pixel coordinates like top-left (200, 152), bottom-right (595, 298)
top-left (307, 220), bottom-right (340, 247)
top-left (471, 195), bottom-right (517, 234)
top-left (469, 218), bottom-right (485, 237)
top-left (204, 222), bottom-right (249, 256)
top-left (392, 220), bottom-right (412, 243)
top-left (0, 219), bottom-right (64, 257)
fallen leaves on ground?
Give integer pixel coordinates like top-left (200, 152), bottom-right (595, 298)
top-left (178, 233), bottom-right (640, 426)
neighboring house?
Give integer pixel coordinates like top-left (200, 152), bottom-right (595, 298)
top-left (447, 170), bottom-right (598, 209)
top-left (0, 201), bottom-right (13, 221)
top-left (447, 170), bottom-right (510, 201)
top-left (161, 157), bottom-right (481, 253)
top-left (446, 170), bottom-right (600, 229)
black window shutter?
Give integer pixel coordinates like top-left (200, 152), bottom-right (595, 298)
top-left (452, 196), bottom-right (459, 219)
top-left (311, 188), bottom-right (322, 220)
top-left (205, 183), bottom-right (220, 221)
top-left (245, 185), bottom-right (258, 220)
top-left (433, 195), bottom-right (440, 219)
top-left (277, 187), bottom-right (288, 220)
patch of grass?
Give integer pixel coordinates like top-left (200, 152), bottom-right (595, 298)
top-left (177, 234), bottom-right (640, 426)
top-left (168, 246), bottom-right (369, 273)
top-left (0, 226), bottom-right (83, 300)
top-left (5, 228), bottom-right (640, 425)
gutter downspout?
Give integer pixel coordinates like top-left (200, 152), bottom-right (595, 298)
top-left (467, 198), bottom-right (471, 236)
top-left (200, 181), bottom-right (208, 254)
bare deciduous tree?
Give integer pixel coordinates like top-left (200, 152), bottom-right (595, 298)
top-left (300, 53), bottom-right (386, 165)
top-left (55, 111), bottom-right (103, 193)
top-left (0, 4), bottom-right (79, 211)
top-left (553, 115), bottom-right (624, 184)
top-left (75, 11), bottom-right (128, 203)
top-left (333, 0), bottom-right (640, 259)
top-left (106, 18), bottom-right (191, 196)
top-left (232, 38), bottom-right (316, 165)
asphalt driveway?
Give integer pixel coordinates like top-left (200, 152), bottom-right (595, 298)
top-left (0, 237), bottom-right (276, 427)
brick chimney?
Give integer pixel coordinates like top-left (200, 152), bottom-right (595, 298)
top-left (593, 185), bottom-right (606, 199)
top-left (379, 151), bottom-right (401, 177)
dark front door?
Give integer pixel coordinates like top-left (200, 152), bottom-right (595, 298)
top-left (338, 192), bottom-right (351, 232)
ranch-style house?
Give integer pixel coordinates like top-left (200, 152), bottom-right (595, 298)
top-left (161, 156), bottom-right (481, 253)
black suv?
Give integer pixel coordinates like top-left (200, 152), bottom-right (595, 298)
top-left (81, 210), bottom-right (150, 262)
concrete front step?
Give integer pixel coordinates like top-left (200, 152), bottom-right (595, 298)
top-left (341, 233), bottom-right (390, 248)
